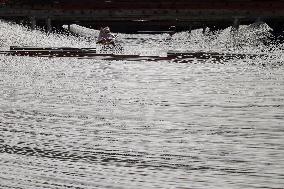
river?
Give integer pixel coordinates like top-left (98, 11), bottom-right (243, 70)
top-left (0, 21), bottom-right (283, 189)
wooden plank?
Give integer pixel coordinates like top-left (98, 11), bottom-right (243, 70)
top-left (9, 46), bottom-right (97, 51)
top-left (1, 48), bottom-right (166, 60)
top-left (1, 48), bottom-right (271, 62)
top-left (167, 50), bottom-right (270, 59)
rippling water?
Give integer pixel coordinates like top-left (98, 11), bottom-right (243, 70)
top-left (0, 21), bottom-right (284, 189)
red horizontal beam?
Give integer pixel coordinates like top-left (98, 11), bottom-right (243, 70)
top-left (57, 3), bottom-right (284, 13)
top-left (6, 0), bottom-right (284, 11)
top-left (65, 1), bottom-right (284, 9)
top-left (0, 0), bottom-right (8, 3)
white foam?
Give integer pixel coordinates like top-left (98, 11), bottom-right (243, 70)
top-left (0, 21), bottom-right (94, 50)
top-left (0, 20), bottom-right (283, 57)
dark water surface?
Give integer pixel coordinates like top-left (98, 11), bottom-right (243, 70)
top-left (0, 21), bottom-right (284, 189)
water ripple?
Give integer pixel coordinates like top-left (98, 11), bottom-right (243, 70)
top-left (0, 21), bottom-right (284, 189)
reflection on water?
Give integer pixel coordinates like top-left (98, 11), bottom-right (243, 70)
top-left (0, 21), bottom-right (284, 189)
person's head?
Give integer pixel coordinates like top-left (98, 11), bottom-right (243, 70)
top-left (104, 27), bottom-right (110, 33)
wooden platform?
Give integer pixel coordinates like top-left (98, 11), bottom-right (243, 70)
top-left (0, 46), bottom-right (171, 61)
top-left (0, 46), bottom-right (269, 62)
top-left (167, 50), bottom-right (270, 60)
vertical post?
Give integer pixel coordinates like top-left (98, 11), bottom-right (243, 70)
top-left (231, 18), bottom-right (240, 47)
top-left (188, 26), bottom-right (192, 33)
top-left (202, 25), bottom-right (206, 34)
top-left (68, 24), bottom-right (71, 32)
top-left (30, 16), bottom-right (36, 30)
top-left (46, 17), bottom-right (52, 33)
top-left (232, 18), bottom-right (240, 32)
top-left (255, 17), bottom-right (262, 26)
top-left (202, 26), bottom-right (210, 35)
top-left (256, 17), bottom-right (262, 23)
top-left (19, 19), bottom-right (24, 26)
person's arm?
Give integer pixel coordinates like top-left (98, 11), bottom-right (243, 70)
top-left (106, 33), bottom-right (115, 40)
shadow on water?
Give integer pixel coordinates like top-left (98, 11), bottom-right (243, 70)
top-left (0, 144), bottom-right (256, 174)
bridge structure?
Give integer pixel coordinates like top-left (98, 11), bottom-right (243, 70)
top-left (1, 0), bottom-right (284, 33)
